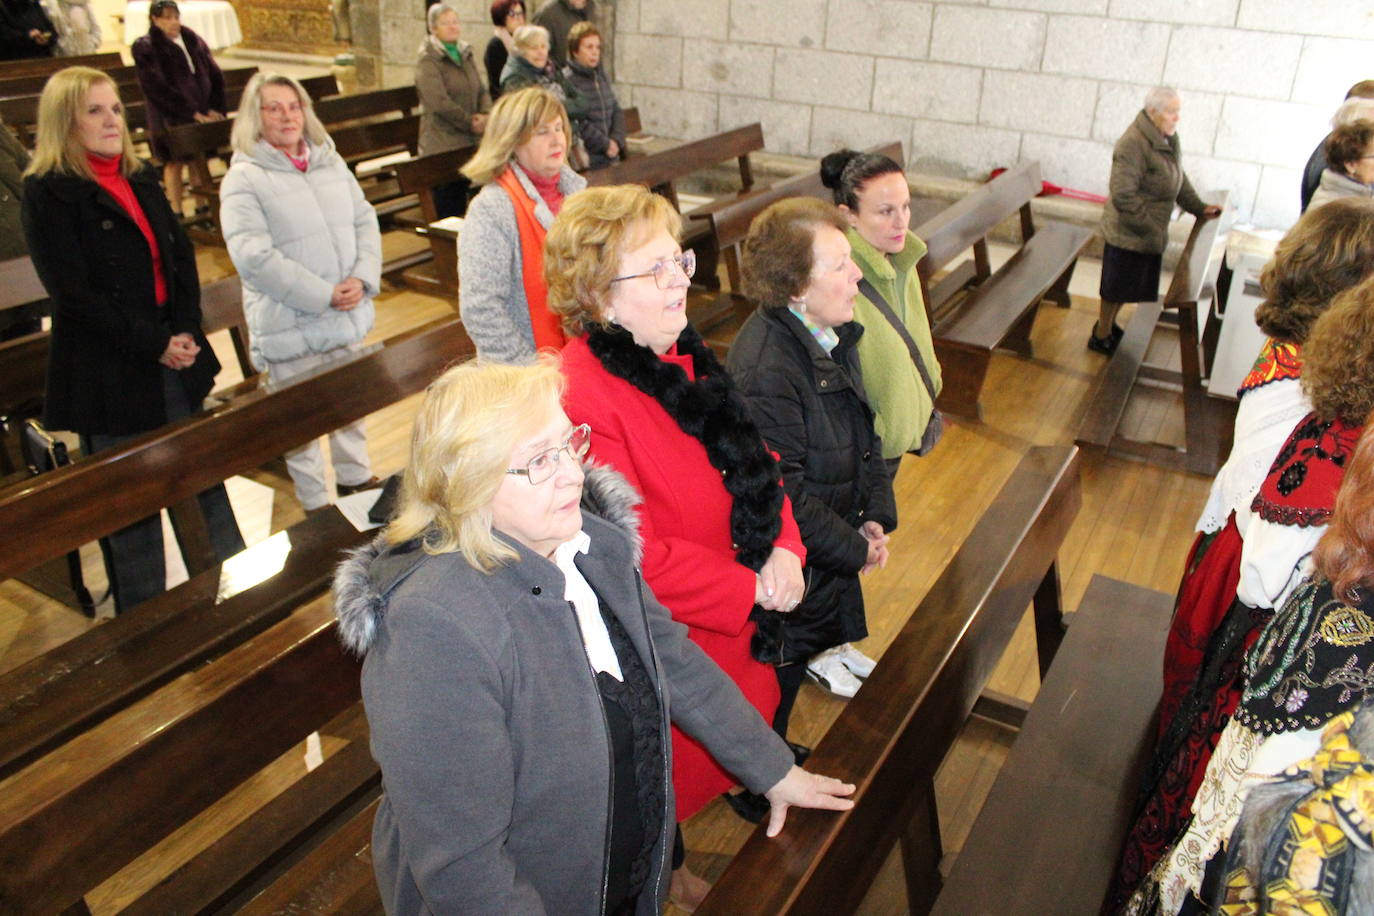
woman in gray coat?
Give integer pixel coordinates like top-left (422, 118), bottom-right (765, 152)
top-left (458, 86), bottom-right (586, 363)
top-left (1093, 86), bottom-right (1220, 355)
top-left (220, 73), bottom-right (382, 511)
top-left (415, 2), bottom-right (491, 218)
top-left (334, 359), bottom-right (855, 916)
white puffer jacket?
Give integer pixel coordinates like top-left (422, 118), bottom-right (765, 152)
top-left (220, 137), bottom-right (382, 367)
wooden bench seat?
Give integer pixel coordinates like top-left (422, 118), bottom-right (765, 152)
top-left (1075, 193), bottom-right (1236, 475)
top-left (915, 160), bottom-right (1093, 421)
top-left (687, 443), bottom-right (1082, 914)
top-left (0, 598), bottom-right (368, 914)
top-left (0, 50), bottom-right (122, 79)
top-left (931, 574), bottom-right (1172, 915)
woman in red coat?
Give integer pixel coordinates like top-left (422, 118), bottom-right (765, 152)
top-left (546, 184), bottom-right (807, 908)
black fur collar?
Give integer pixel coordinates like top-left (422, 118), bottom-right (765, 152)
top-left (585, 324), bottom-right (782, 571)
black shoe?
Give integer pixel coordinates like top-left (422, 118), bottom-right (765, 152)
top-left (1087, 330), bottom-right (1119, 356)
top-left (1110, 323), bottom-right (1125, 343)
top-left (337, 475), bottom-right (382, 497)
top-left (722, 790), bottom-right (770, 824)
top-left (787, 741), bottom-right (812, 766)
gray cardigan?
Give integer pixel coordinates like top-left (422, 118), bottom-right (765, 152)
top-left (334, 465), bottom-right (794, 916)
top-left (456, 162), bottom-right (586, 364)
top-left (1101, 109), bottom-right (1208, 255)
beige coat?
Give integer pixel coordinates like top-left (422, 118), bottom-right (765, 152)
top-left (415, 37), bottom-right (492, 157)
top-left (1101, 110), bottom-right (1207, 254)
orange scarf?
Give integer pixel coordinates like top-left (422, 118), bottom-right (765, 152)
top-left (495, 166), bottom-right (566, 352)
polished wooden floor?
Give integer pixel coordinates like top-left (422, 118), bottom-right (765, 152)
top-left (0, 238), bottom-right (1210, 913)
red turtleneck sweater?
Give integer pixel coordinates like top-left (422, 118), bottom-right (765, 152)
top-left (88, 152), bottom-right (168, 305)
top-left (525, 167), bottom-right (564, 215)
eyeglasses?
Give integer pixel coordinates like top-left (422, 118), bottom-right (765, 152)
top-left (610, 250), bottom-right (696, 289)
top-left (506, 423), bottom-right (591, 485)
top-left (261, 102), bottom-right (303, 119)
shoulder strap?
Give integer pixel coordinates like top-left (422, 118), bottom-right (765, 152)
top-left (857, 277), bottom-right (938, 401)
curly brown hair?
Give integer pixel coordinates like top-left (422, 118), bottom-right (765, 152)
top-left (1314, 410), bottom-right (1374, 600)
top-left (740, 198), bottom-right (849, 306)
top-left (543, 184), bottom-right (682, 336)
top-left (1302, 275), bottom-right (1374, 424)
top-left (1254, 197), bottom-right (1374, 344)
top-left (1325, 119), bottom-right (1374, 173)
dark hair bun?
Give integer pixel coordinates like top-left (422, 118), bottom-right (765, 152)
top-left (820, 149), bottom-right (859, 190)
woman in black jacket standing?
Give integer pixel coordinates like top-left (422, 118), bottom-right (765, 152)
top-left (727, 197), bottom-right (897, 761)
top-left (22, 66), bottom-right (243, 614)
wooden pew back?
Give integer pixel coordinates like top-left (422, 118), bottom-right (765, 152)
top-left (0, 317), bottom-right (473, 581)
top-left (916, 160), bottom-right (1041, 297)
top-left (0, 601), bottom-right (363, 914)
top-left (0, 64), bottom-right (137, 99)
top-left (699, 444), bottom-right (1082, 915)
top-left (0, 51), bottom-right (122, 79)
top-left (582, 121), bottom-right (764, 209)
top-left (312, 83), bottom-right (418, 124)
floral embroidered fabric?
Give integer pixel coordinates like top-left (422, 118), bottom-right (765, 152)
top-left (1238, 577), bottom-right (1374, 735)
top-left (1251, 414), bottom-right (1363, 528)
top-left (1237, 338), bottom-right (1302, 398)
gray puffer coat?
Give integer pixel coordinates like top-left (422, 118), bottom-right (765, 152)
top-left (333, 464), bottom-right (794, 916)
top-left (1101, 109), bottom-right (1208, 255)
top-left (220, 136), bottom-right (381, 368)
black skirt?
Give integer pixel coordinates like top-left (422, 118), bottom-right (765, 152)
top-left (1099, 242), bottom-right (1163, 303)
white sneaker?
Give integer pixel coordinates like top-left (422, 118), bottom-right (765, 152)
top-left (834, 643), bottom-right (877, 680)
top-left (806, 648), bottom-right (863, 699)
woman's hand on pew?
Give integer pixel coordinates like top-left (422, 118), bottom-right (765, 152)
top-left (763, 766), bottom-right (857, 838)
top-left (860, 521), bottom-right (889, 574)
top-left (1201, 205), bottom-right (1222, 219)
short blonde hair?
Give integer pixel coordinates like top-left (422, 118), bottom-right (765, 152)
top-left (386, 357), bottom-right (567, 571)
top-left (512, 23), bottom-right (549, 54)
top-left (230, 72), bottom-right (331, 157)
top-left (544, 184), bottom-right (682, 336)
top-left (461, 86), bottom-right (571, 183)
top-left (25, 67), bottom-right (139, 180)
top-left (567, 20), bottom-right (599, 57)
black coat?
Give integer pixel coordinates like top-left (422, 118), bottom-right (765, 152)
top-left (0, 0), bottom-right (55, 59)
top-left (130, 25), bottom-right (225, 149)
top-left (22, 163), bottom-right (220, 436)
top-left (727, 306), bottom-right (897, 663)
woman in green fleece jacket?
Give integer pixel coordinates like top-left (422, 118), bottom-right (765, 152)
top-left (821, 149), bottom-right (942, 477)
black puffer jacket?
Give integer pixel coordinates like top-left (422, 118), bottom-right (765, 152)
top-left (563, 59), bottom-right (624, 170)
top-left (727, 306), bottom-right (897, 664)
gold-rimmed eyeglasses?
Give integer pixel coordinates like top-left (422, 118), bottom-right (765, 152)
top-left (610, 250), bottom-right (696, 289)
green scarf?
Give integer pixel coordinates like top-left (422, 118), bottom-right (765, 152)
top-left (442, 41), bottom-right (462, 65)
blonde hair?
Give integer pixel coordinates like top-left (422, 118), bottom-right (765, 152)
top-left (544, 184), bottom-right (682, 336)
top-left (230, 72), bottom-right (331, 157)
top-left (24, 67), bottom-right (139, 180)
top-left (512, 22), bottom-right (549, 54)
top-left (385, 357), bottom-right (567, 571)
top-left (461, 86), bottom-right (571, 183)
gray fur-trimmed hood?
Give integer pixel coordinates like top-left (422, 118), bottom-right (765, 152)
top-left (333, 461), bottom-right (643, 656)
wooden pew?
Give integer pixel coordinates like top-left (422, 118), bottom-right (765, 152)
top-left (313, 83), bottom-right (418, 124)
top-left (393, 143), bottom-right (476, 297)
top-left (1076, 192), bottom-right (1236, 476)
top-left (930, 574), bottom-right (1172, 915)
top-left (0, 63), bottom-right (136, 99)
top-left (913, 160), bottom-right (1093, 421)
top-left (583, 121), bottom-right (763, 208)
top-left (0, 50), bottom-right (123, 79)
top-left (697, 444), bottom-right (1082, 915)
top-left (0, 598), bottom-right (373, 914)
top-left (0, 317), bottom-right (473, 780)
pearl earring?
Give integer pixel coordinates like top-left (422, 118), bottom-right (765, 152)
top-left (605, 309), bottom-right (617, 324)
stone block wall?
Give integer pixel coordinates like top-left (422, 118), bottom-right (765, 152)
top-left (353, 0), bottom-right (1371, 230)
top-left (610, 0), bottom-right (1372, 230)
